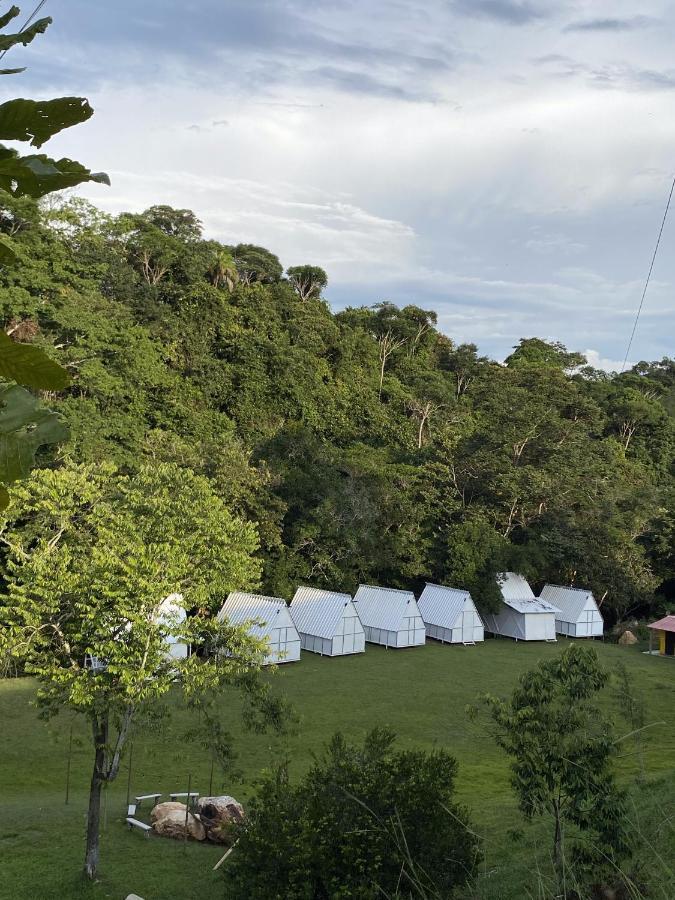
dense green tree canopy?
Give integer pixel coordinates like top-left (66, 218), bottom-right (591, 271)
top-left (0, 195), bottom-right (672, 622)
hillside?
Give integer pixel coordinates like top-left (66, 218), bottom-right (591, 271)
top-left (0, 196), bottom-right (673, 621)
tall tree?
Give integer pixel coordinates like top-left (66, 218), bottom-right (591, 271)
top-left (475, 645), bottom-right (632, 892)
top-left (286, 264), bottom-right (327, 301)
top-left (232, 244), bottom-right (283, 285)
top-left (0, 462), bottom-right (286, 880)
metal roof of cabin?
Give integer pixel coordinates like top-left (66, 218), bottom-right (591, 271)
top-left (218, 592), bottom-right (295, 639)
top-left (353, 585), bottom-right (420, 631)
top-left (417, 583), bottom-right (474, 628)
top-left (497, 574), bottom-right (559, 614)
top-left (502, 597), bottom-right (560, 614)
top-left (290, 586), bottom-right (356, 639)
top-left (540, 584), bottom-right (597, 621)
top-left (648, 615), bottom-right (675, 633)
top-left (497, 572), bottom-right (536, 601)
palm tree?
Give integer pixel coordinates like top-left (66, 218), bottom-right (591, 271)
top-left (208, 249), bottom-right (239, 292)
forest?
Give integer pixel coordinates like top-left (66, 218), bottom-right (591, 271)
top-left (0, 196), bottom-right (672, 624)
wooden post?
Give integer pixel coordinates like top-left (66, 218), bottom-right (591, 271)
top-left (649, 629), bottom-right (653, 655)
top-left (183, 772), bottom-right (191, 850)
top-left (213, 840), bottom-right (238, 871)
top-left (65, 722), bottom-right (73, 805)
top-left (209, 756), bottom-right (214, 797)
top-left (125, 742), bottom-right (133, 807)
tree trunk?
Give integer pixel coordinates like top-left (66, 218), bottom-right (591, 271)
top-left (83, 717), bottom-right (107, 880)
top-left (552, 801), bottom-right (564, 895)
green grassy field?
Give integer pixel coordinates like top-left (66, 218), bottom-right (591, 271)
top-left (1, 638), bottom-right (673, 900)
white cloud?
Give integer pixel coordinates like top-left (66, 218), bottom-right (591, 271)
top-left (583, 349), bottom-right (633, 372)
top-left (28, 0), bottom-right (675, 363)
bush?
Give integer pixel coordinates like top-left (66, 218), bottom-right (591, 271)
top-left (223, 728), bottom-right (480, 899)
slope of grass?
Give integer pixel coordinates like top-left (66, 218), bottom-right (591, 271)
top-left (0, 638), bottom-right (673, 900)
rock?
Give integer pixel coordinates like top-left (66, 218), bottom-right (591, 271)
top-left (125, 896), bottom-right (145, 900)
top-left (195, 795), bottom-right (245, 824)
top-left (195, 795), bottom-right (245, 844)
top-left (618, 630), bottom-right (638, 645)
top-left (152, 808), bottom-right (206, 841)
top-left (150, 801), bottom-right (188, 824)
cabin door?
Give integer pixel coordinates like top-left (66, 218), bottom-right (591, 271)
top-left (665, 632), bottom-right (675, 656)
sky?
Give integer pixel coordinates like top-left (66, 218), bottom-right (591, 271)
top-left (7, 0), bottom-right (675, 367)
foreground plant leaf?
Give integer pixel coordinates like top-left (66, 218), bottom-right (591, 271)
top-left (0, 97), bottom-right (95, 148)
top-left (0, 146), bottom-right (110, 198)
top-left (0, 382), bottom-right (69, 487)
top-left (0, 331), bottom-right (69, 390)
top-left (0, 15), bottom-right (51, 52)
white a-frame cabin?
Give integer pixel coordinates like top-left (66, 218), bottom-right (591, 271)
top-left (482, 573), bottom-right (559, 642)
top-left (417, 584), bottom-right (485, 645)
top-left (289, 587), bottom-right (365, 656)
top-left (539, 584), bottom-right (604, 638)
top-left (217, 592), bottom-right (301, 664)
top-left (353, 585), bottom-right (426, 648)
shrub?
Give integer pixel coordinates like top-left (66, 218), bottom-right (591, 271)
top-left (223, 728), bottom-right (480, 899)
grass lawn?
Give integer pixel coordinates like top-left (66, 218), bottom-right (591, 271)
top-left (1, 638), bottom-right (674, 900)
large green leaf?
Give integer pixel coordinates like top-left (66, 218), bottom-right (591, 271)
top-left (0, 382), bottom-right (68, 487)
top-left (0, 97), bottom-right (94, 148)
top-left (0, 15), bottom-right (51, 52)
top-left (0, 6), bottom-right (20, 31)
top-left (0, 330), bottom-right (69, 390)
top-left (0, 145), bottom-right (110, 198)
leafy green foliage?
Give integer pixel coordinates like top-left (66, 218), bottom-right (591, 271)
top-left (225, 728), bottom-right (480, 899)
top-left (505, 337), bottom-right (586, 371)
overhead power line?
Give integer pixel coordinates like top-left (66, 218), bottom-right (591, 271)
top-left (0, 0), bottom-right (50, 63)
top-left (621, 174), bottom-right (675, 373)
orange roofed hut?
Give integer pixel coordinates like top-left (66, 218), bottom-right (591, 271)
top-left (647, 615), bottom-right (675, 657)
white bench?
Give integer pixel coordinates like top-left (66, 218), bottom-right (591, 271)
top-left (126, 816), bottom-right (152, 836)
top-left (169, 791), bottom-right (199, 806)
top-left (135, 793), bottom-right (162, 808)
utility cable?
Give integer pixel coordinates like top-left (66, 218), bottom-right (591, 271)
top-left (621, 174), bottom-right (675, 372)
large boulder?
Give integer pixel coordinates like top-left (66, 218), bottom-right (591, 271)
top-left (151, 806), bottom-right (206, 841)
top-left (150, 801), bottom-right (188, 824)
top-left (618, 630), bottom-right (638, 646)
top-left (195, 795), bottom-right (244, 844)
